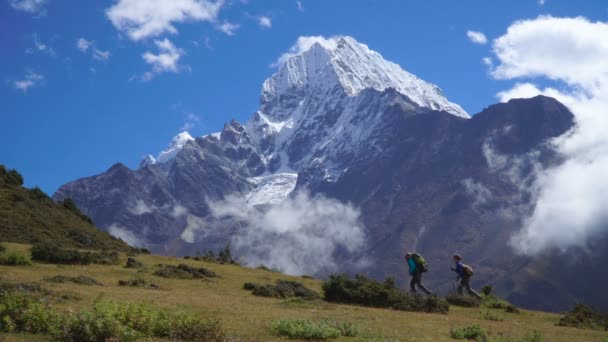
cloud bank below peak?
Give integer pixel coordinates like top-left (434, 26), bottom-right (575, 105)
top-left (489, 15), bottom-right (608, 255)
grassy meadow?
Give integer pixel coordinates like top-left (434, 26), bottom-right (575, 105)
top-left (0, 242), bottom-right (606, 341)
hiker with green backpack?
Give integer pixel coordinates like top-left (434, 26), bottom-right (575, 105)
top-left (405, 252), bottom-right (433, 295)
top-left (451, 254), bottom-right (483, 300)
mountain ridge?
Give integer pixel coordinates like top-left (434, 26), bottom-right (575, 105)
top-left (52, 36), bottom-right (602, 311)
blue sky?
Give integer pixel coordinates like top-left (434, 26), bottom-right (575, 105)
top-left (1, 0), bottom-right (607, 194)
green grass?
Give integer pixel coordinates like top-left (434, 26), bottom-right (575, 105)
top-left (271, 319), bottom-right (359, 339)
top-left (0, 242), bottom-right (606, 341)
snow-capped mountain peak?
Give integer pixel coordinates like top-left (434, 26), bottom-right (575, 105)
top-left (263, 36), bottom-right (469, 119)
top-left (143, 131), bottom-right (194, 166)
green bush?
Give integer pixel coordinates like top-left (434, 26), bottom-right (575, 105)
top-left (479, 309), bottom-right (503, 322)
top-left (0, 291), bottom-right (226, 341)
top-left (322, 274), bottom-right (449, 314)
top-left (44, 275), bottom-right (103, 286)
top-left (29, 187), bottom-right (49, 201)
top-left (0, 252), bottom-right (32, 266)
top-left (60, 198), bottom-right (93, 224)
top-left (245, 280), bottom-right (320, 300)
top-left (271, 319), bottom-right (358, 340)
top-left (0, 244), bottom-right (5, 253)
top-left (4, 169), bottom-right (24, 186)
top-left (481, 284), bottom-right (493, 296)
top-left (154, 264), bottom-right (217, 279)
top-left (482, 295), bottom-right (520, 314)
top-left (487, 330), bottom-right (545, 342)
top-left (186, 245), bottom-right (238, 265)
top-left (450, 324), bottom-right (487, 340)
top-left (0, 293), bottom-right (59, 334)
top-left (30, 243), bottom-right (119, 265)
top-left (557, 304), bottom-right (608, 330)
top-left (125, 257), bottom-right (144, 269)
top-left (446, 294), bottom-right (482, 308)
top-left (118, 277), bottom-right (159, 289)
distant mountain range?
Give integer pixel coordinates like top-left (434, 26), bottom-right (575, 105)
top-left (53, 36), bottom-right (606, 312)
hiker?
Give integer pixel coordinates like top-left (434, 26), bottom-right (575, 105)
top-left (451, 254), bottom-right (483, 300)
top-left (405, 252), bottom-right (432, 295)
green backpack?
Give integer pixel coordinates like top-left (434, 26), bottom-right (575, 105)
top-left (412, 253), bottom-right (429, 273)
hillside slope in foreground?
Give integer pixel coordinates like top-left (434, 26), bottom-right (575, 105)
top-left (0, 243), bottom-right (605, 341)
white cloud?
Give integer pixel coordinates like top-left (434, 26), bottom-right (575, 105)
top-left (489, 16), bottom-right (608, 255)
top-left (217, 21), bottom-right (239, 36)
top-left (93, 48), bottom-right (111, 61)
top-left (491, 15), bottom-right (608, 90)
top-left (258, 15), bottom-right (272, 28)
top-left (8, 0), bottom-right (46, 14)
top-left (482, 56), bottom-right (493, 68)
top-left (207, 191), bottom-right (368, 275)
top-left (128, 199), bottom-right (155, 215)
top-left (12, 70), bottom-right (44, 92)
top-left (141, 38), bottom-right (184, 79)
top-left (76, 38), bottom-right (111, 61)
top-left (26, 34), bottom-right (56, 57)
top-left (76, 38), bottom-right (93, 52)
top-left (181, 112), bottom-right (201, 131)
top-left (467, 30), bottom-right (488, 45)
top-left (296, 1), bottom-right (304, 12)
top-left (106, 0), bottom-right (224, 41)
top-left (108, 224), bottom-right (145, 247)
top-left (273, 35), bottom-right (339, 67)
top-left (538, 0), bottom-right (546, 5)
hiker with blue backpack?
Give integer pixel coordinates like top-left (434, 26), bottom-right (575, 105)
top-left (451, 254), bottom-right (483, 299)
top-left (405, 252), bottom-right (433, 295)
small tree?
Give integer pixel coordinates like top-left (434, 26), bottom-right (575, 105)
top-left (5, 169), bottom-right (24, 186)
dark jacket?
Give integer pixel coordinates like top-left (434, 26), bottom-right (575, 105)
top-left (453, 261), bottom-right (465, 278)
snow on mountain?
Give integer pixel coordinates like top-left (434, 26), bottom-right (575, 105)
top-left (142, 36), bottom-right (469, 205)
top-left (262, 36), bottom-right (469, 119)
top-left (145, 131), bottom-right (194, 165)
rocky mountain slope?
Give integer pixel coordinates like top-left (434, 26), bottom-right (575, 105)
top-left (53, 36), bottom-right (604, 311)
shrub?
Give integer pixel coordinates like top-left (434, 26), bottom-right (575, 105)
top-left (0, 292), bottom-right (59, 334)
top-left (154, 264), bottom-right (217, 279)
top-left (5, 169), bottom-right (24, 186)
top-left (29, 186), bottom-right (49, 201)
top-left (271, 319), bottom-right (359, 340)
top-left (330, 320), bottom-right (360, 337)
top-left (30, 243), bottom-right (118, 265)
top-left (118, 277), bottom-right (159, 289)
top-left (446, 294), bottom-right (482, 308)
top-left (479, 309), bottom-right (503, 322)
top-left (505, 305), bottom-right (521, 314)
top-left (323, 274), bottom-right (449, 314)
top-left (245, 280), bottom-right (320, 300)
top-left (450, 324), bottom-right (487, 341)
top-left (186, 245), bottom-right (238, 265)
top-left (44, 275), bottom-right (103, 286)
top-left (557, 304), bottom-right (608, 330)
top-left (125, 257), bottom-right (144, 269)
top-left (0, 291), bottom-right (226, 342)
top-left (481, 284), bottom-right (493, 296)
top-left (60, 198), bottom-right (93, 224)
top-left (487, 330), bottom-right (545, 342)
top-left (0, 244), bottom-right (5, 253)
top-left (0, 252), bottom-right (32, 266)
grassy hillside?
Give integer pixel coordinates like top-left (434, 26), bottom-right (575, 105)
top-left (0, 165), bottom-right (130, 252)
top-left (0, 242), bottom-right (606, 341)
